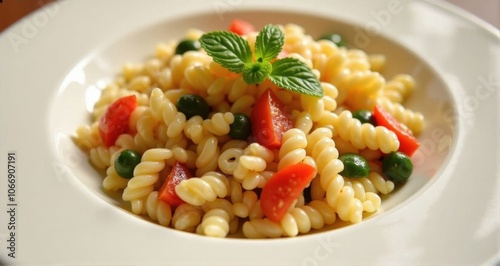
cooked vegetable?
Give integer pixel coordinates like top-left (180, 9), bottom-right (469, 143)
top-left (260, 163), bottom-right (316, 222)
top-left (176, 94), bottom-right (211, 119)
top-left (338, 153), bottom-right (370, 178)
top-left (317, 33), bottom-right (345, 47)
top-left (373, 104), bottom-right (420, 156)
top-left (229, 113), bottom-right (252, 140)
top-left (99, 95), bottom-right (137, 147)
top-left (352, 109), bottom-right (376, 125)
top-left (158, 161), bottom-right (192, 207)
top-left (228, 19), bottom-right (255, 36)
top-left (251, 88), bottom-right (292, 148)
top-left (382, 151), bottom-right (413, 183)
top-left (175, 39), bottom-right (201, 55)
top-left (114, 149), bottom-right (141, 179)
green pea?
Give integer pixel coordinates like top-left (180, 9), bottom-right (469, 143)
top-left (352, 110), bottom-right (377, 126)
top-left (114, 150), bottom-right (141, 179)
top-left (317, 33), bottom-right (345, 47)
top-left (229, 113), bottom-right (252, 140)
top-left (382, 151), bottom-right (413, 183)
top-left (339, 153), bottom-right (370, 178)
top-left (175, 39), bottom-right (201, 55)
top-left (176, 94), bottom-right (211, 120)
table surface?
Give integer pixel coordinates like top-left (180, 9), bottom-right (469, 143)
top-left (0, 0), bottom-right (498, 33)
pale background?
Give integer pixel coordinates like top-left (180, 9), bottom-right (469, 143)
top-left (447, 0), bottom-right (499, 28)
top-left (0, 0), bottom-right (499, 33)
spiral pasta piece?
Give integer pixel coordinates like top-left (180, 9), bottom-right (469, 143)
top-left (175, 171), bottom-right (230, 206)
top-left (102, 149), bottom-right (129, 191)
top-left (226, 77), bottom-right (253, 103)
top-left (278, 129), bottom-right (308, 170)
top-left (333, 110), bottom-right (400, 153)
top-left (366, 172), bottom-right (395, 195)
top-left (197, 199), bottom-right (236, 237)
top-left (242, 218), bottom-right (284, 239)
top-left (150, 88), bottom-right (187, 139)
top-left (135, 110), bottom-right (160, 148)
top-left (184, 64), bottom-right (216, 92)
top-left (313, 41), bottom-right (345, 82)
top-left (218, 147), bottom-right (244, 175)
top-left (310, 175), bottom-right (326, 201)
top-left (344, 49), bottom-right (371, 72)
top-left (368, 54), bottom-right (386, 72)
top-left (103, 165), bottom-right (129, 191)
top-left (233, 143), bottom-right (275, 190)
top-left (89, 145), bottom-right (119, 170)
top-left (378, 74), bottom-right (416, 103)
top-left (334, 70), bottom-right (385, 110)
top-left (307, 128), bottom-right (355, 218)
top-left (114, 134), bottom-right (141, 152)
top-left (122, 62), bottom-right (144, 82)
top-left (343, 178), bottom-right (382, 213)
top-left (376, 98), bottom-right (425, 135)
top-left (170, 51), bottom-right (212, 87)
top-left (294, 111), bottom-right (314, 134)
top-left (280, 200), bottom-right (337, 236)
top-left (196, 209), bottom-right (231, 237)
top-left (195, 135), bottom-right (220, 176)
top-left (202, 112), bottom-right (234, 136)
top-left (232, 190), bottom-right (263, 220)
top-left (336, 186), bottom-right (364, 223)
top-left (184, 116), bottom-right (206, 144)
top-left (230, 95), bottom-right (255, 116)
top-left (171, 203), bottom-right (204, 232)
top-left (128, 75), bottom-right (151, 93)
top-left (300, 94), bottom-right (325, 122)
top-left (145, 191), bottom-right (172, 226)
top-left (233, 157), bottom-right (270, 190)
top-left (142, 58), bottom-right (165, 83)
top-left (74, 122), bottom-right (102, 149)
top-left (122, 148), bottom-right (172, 204)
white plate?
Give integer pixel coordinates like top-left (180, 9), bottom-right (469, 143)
top-left (0, 0), bottom-right (498, 265)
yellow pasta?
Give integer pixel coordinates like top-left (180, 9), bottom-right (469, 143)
top-left (175, 171), bottom-right (230, 206)
top-left (102, 149), bottom-right (129, 191)
top-left (171, 203), bottom-right (204, 232)
top-left (333, 110), bottom-right (400, 153)
top-left (280, 202), bottom-right (337, 237)
top-left (122, 148), bottom-right (172, 213)
top-left (278, 129), bottom-right (308, 170)
top-left (74, 21), bottom-right (425, 238)
top-left (145, 191), bottom-right (172, 226)
top-left (197, 208), bottom-right (231, 238)
top-left (74, 122), bottom-right (102, 150)
top-left (88, 145), bottom-right (117, 170)
top-left (242, 218), bottom-right (284, 239)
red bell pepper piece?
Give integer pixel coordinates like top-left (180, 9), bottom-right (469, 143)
top-left (158, 161), bottom-right (192, 207)
top-left (228, 19), bottom-right (255, 36)
top-left (260, 163), bottom-right (316, 222)
top-left (251, 88), bottom-right (292, 149)
top-left (99, 95), bottom-right (137, 147)
top-left (373, 104), bottom-right (420, 156)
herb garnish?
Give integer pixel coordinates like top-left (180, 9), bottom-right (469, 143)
top-left (199, 24), bottom-right (323, 97)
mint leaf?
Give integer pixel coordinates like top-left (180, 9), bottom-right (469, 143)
top-left (242, 61), bottom-right (272, 84)
top-left (255, 24), bottom-right (284, 62)
top-left (269, 58), bottom-right (323, 97)
top-left (199, 31), bottom-right (252, 73)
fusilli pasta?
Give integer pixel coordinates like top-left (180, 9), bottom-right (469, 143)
top-left (74, 21), bottom-right (424, 238)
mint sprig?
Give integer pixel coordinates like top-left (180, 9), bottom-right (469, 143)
top-left (255, 24), bottom-right (284, 62)
top-left (199, 24), bottom-right (323, 97)
top-left (200, 31), bottom-right (252, 73)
